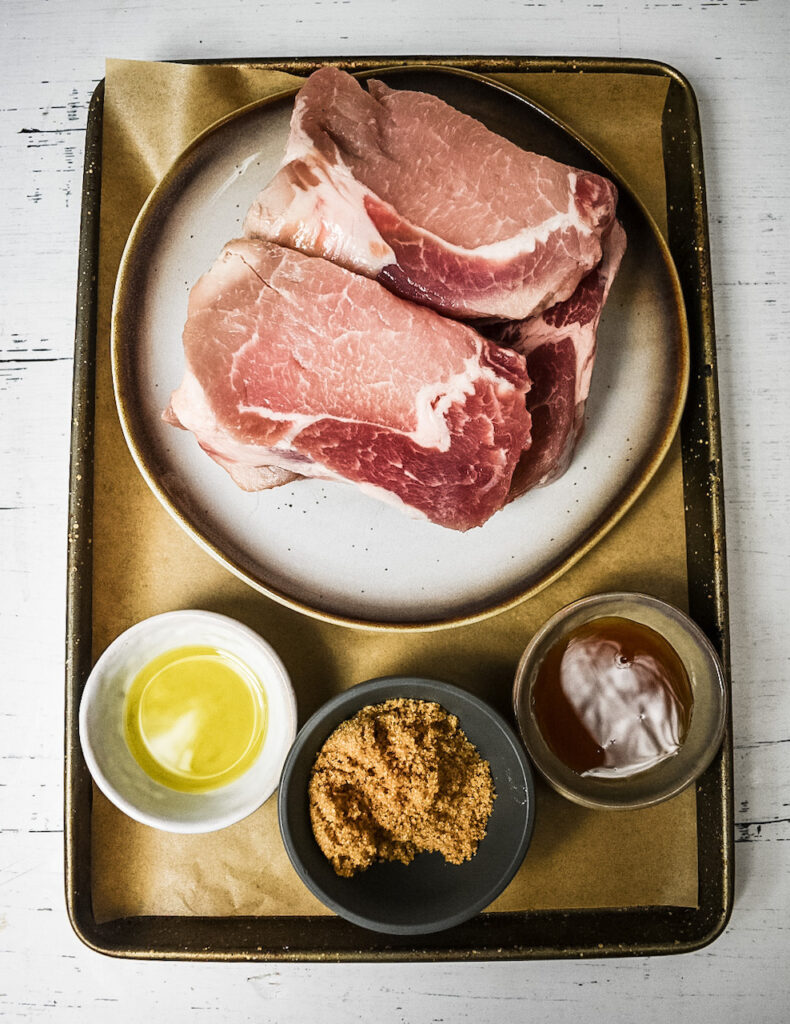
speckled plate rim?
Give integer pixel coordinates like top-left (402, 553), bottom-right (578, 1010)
top-left (111, 63), bottom-right (690, 632)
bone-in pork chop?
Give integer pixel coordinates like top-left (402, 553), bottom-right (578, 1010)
top-left (243, 67), bottom-right (619, 321)
top-left (494, 220), bottom-right (627, 497)
top-left (164, 238), bottom-right (532, 532)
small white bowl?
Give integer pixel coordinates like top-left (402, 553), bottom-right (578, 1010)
top-left (79, 610), bottom-right (297, 833)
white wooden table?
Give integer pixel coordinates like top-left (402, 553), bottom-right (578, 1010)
top-left (2, 1), bottom-right (788, 1019)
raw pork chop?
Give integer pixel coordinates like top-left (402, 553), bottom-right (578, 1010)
top-left (493, 220), bottom-right (627, 497)
top-left (243, 67), bottom-right (619, 321)
top-left (164, 239), bottom-right (532, 532)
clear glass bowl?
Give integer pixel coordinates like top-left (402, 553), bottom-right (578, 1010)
top-left (513, 592), bottom-right (727, 810)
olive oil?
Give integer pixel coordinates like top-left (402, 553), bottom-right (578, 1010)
top-left (531, 616), bottom-right (693, 778)
top-left (123, 645), bottom-right (268, 793)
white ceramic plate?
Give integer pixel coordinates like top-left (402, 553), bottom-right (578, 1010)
top-left (112, 67), bottom-right (688, 628)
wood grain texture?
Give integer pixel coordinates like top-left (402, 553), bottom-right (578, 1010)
top-left (1, 0), bottom-right (788, 1020)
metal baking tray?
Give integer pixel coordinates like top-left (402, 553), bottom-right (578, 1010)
top-left (65, 56), bottom-right (733, 960)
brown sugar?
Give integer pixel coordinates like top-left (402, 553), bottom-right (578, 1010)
top-left (308, 698), bottom-right (495, 878)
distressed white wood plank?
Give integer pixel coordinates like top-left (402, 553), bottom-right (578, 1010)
top-left (1, 0), bottom-right (789, 1020)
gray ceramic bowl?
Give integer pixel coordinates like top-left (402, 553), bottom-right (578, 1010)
top-left (513, 592), bottom-right (728, 810)
top-left (278, 676), bottom-right (535, 935)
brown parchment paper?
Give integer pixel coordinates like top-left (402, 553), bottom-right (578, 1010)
top-left (90, 59), bottom-right (697, 924)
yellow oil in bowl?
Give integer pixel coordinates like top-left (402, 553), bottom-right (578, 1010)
top-left (123, 645), bottom-right (268, 793)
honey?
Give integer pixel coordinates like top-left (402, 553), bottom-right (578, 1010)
top-left (531, 616), bottom-right (693, 778)
top-left (123, 645), bottom-right (268, 793)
